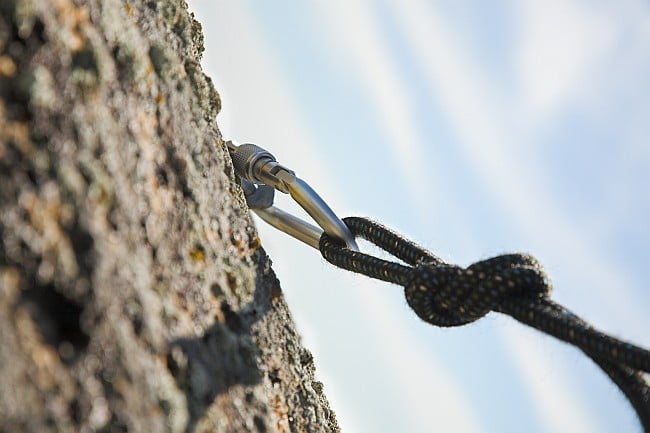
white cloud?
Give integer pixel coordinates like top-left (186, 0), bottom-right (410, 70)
top-left (513, 0), bottom-right (618, 121)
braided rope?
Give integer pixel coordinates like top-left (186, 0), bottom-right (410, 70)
top-left (319, 216), bottom-right (650, 431)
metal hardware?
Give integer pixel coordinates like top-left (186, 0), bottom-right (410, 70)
top-left (226, 141), bottom-right (358, 251)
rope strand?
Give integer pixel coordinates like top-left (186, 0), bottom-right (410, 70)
top-left (319, 216), bottom-right (650, 432)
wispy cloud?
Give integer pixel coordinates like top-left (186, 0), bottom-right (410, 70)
top-left (513, 0), bottom-right (618, 122)
top-left (501, 325), bottom-right (605, 433)
top-left (387, 0), bottom-right (649, 427)
top-left (387, 0), bottom-right (649, 338)
top-left (354, 281), bottom-right (483, 433)
top-left (313, 1), bottom-right (437, 214)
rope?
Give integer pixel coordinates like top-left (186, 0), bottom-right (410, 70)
top-left (319, 216), bottom-right (650, 431)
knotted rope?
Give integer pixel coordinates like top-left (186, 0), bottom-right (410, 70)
top-left (319, 217), bottom-right (650, 431)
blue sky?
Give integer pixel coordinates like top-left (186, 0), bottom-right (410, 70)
top-left (190, 1), bottom-right (650, 432)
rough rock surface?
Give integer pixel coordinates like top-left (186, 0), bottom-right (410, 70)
top-left (0, 0), bottom-right (339, 432)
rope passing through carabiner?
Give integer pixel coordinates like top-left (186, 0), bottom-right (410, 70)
top-left (319, 217), bottom-right (650, 432)
top-left (226, 141), bottom-right (650, 429)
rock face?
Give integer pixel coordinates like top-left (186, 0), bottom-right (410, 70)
top-left (0, 1), bottom-right (339, 432)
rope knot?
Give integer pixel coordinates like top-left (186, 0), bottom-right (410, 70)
top-left (320, 218), bottom-right (650, 428)
top-left (405, 254), bottom-right (551, 327)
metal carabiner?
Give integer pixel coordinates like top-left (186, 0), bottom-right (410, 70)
top-left (226, 141), bottom-right (358, 251)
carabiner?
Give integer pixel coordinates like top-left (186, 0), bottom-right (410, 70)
top-left (226, 141), bottom-right (359, 251)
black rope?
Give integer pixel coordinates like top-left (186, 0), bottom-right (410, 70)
top-left (319, 216), bottom-right (650, 431)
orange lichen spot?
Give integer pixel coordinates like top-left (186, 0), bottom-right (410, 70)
top-left (52, 0), bottom-right (91, 52)
top-left (73, 6), bottom-right (90, 23)
top-left (189, 247), bottom-right (205, 262)
top-left (249, 236), bottom-right (261, 253)
top-left (156, 93), bottom-right (165, 105)
top-left (271, 395), bottom-right (290, 432)
top-left (0, 56), bottom-right (16, 77)
top-left (124, 3), bottom-right (134, 16)
top-left (0, 116), bottom-right (31, 156)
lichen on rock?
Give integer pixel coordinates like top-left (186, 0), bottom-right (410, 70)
top-left (0, 1), bottom-right (339, 432)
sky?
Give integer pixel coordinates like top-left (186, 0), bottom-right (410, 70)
top-left (189, 1), bottom-right (650, 432)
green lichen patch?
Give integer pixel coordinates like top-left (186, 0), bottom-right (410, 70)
top-left (184, 59), bottom-right (220, 121)
top-left (71, 46), bottom-right (98, 73)
top-left (148, 43), bottom-right (169, 77)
